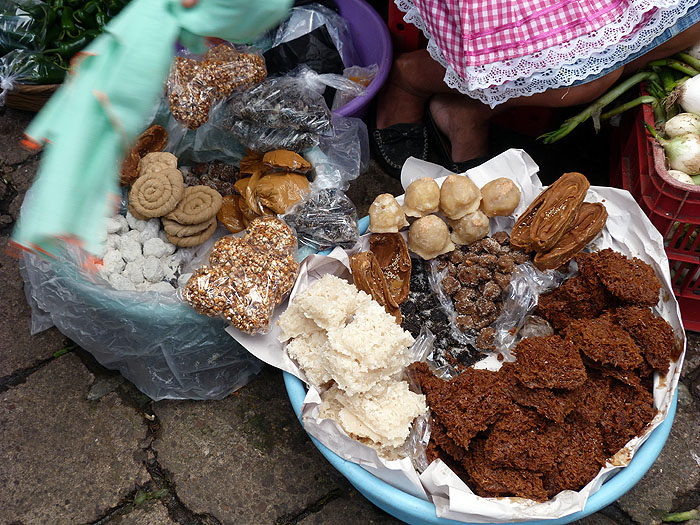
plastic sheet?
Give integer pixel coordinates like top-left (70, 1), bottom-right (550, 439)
top-left (19, 246), bottom-right (264, 401)
top-left (259, 3), bottom-right (358, 68)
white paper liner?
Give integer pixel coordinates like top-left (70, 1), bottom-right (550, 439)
top-left (227, 148), bottom-right (686, 522)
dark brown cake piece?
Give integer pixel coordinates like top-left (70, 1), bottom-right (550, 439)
top-left (564, 317), bottom-right (644, 370)
top-left (581, 249), bottom-right (661, 306)
top-left (599, 380), bottom-right (655, 455)
top-left (409, 362), bottom-right (513, 450)
top-left (536, 273), bottom-right (608, 331)
top-left (483, 406), bottom-right (558, 473)
top-left (428, 415), bottom-right (469, 464)
top-left (543, 420), bottom-right (607, 498)
top-left (463, 439), bottom-right (549, 502)
top-left (509, 382), bottom-right (579, 423)
top-left (512, 335), bottom-right (587, 390)
top-left (610, 306), bottom-right (676, 375)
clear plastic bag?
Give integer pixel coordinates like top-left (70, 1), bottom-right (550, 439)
top-left (19, 245), bottom-right (264, 401)
top-left (281, 188), bottom-right (359, 250)
top-left (331, 64), bottom-right (378, 111)
top-left (218, 65), bottom-right (365, 152)
top-left (167, 43), bottom-right (266, 130)
top-left (181, 217), bottom-right (300, 335)
top-left (259, 3), bottom-right (359, 68)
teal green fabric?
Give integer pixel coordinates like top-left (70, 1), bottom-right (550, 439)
top-left (13, 0), bottom-right (291, 256)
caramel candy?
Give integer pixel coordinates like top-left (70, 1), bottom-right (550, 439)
top-left (439, 174), bottom-right (481, 220)
top-left (350, 252), bottom-right (401, 323)
top-left (403, 177), bottom-right (440, 217)
top-left (120, 125), bottom-right (168, 186)
top-left (533, 202), bottom-right (608, 270)
top-left (239, 150), bottom-right (265, 176)
top-left (480, 177), bottom-right (521, 217)
top-left (369, 194), bottom-right (409, 233)
top-left (262, 149), bottom-right (312, 174)
top-left (530, 172), bottom-right (590, 252)
top-left (217, 194), bottom-right (246, 233)
top-left (408, 215), bottom-right (455, 260)
top-left (369, 233), bottom-right (411, 305)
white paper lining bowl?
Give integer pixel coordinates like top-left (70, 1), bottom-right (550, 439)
top-left (283, 201), bottom-right (680, 523)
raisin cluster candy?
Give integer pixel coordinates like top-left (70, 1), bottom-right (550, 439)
top-left (435, 232), bottom-right (531, 350)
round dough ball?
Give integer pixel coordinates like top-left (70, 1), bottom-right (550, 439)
top-left (369, 193), bottom-right (409, 233)
top-left (403, 177), bottom-right (440, 217)
top-left (449, 211), bottom-right (490, 245)
top-left (439, 174), bottom-right (481, 220)
top-left (480, 178), bottom-right (521, 217)
top-left (408, 215), bottom-right (455, 260)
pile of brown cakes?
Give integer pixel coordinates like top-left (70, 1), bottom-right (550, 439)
top-left (409, 248), bottom-right (680, 502)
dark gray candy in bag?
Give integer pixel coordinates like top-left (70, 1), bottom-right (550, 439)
top-left (282, 188), bottom-right (359, 250)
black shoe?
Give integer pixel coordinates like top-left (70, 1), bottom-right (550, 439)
top-left (368, 103), bottom-right (429, 179)
top-left (424, 105), bottom-right (489, 173)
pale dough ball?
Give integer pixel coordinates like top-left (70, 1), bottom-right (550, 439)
top-left (369, 193), bottom-right (409, 233)
top-left (408, 215), bottom-right (455, 260)
top-left (449, 211), bottom-right (490, 245)
top-left (480, 178), bottom-right (521, 217)
top-left (439, 174), bottom-right (481, 220)
top-left (403, 177), bottom-right (440, 217)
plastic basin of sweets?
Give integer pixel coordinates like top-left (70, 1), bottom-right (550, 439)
top-left (283, 215), bottom-right (678, 525)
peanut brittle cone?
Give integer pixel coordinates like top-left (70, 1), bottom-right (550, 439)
top-left (369, 233), bottom-right (411, 304)
top-left (510, 185), bottom-right (553, 251)
top-left (533, 202), bottom-right (608, 270)
top-left (530, 172), bottom-right (590, 252)
top-left (350, 252), bottom-right (402, 323)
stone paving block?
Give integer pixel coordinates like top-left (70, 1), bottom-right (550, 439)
top-left (0, 109), bottom-right (36, 166)
top-left (153, 366), bottom-right (347, 525)
top-left (0, 353), bottom-right (150, 525)
top-left (576, 515), bottom-right (619, 525)
top-left (617, 383), bottom-right (700, 525)
top-left (0, 235), bottom-right (68, 376)
top-left (110, 502), bottom-right (176, 525)
top-left (297, 489), bottom-right (400, 525)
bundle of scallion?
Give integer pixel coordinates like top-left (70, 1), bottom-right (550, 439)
top-left (541, 50), bottom-right (700, 185)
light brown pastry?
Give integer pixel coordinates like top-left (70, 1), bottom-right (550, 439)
top-left (138, 151), bottom-right (178, 178)
top-left (533, 202), bottom-right (608, 270)
top-left (369, 193), bottom-right (409, 233)
top-left (408, 215), bottom-right (455, 260)
top-left (162, 216), bottom-right (216, 237)
top-left (529, 172), bottom-right (590, 252)
top-left (369, 233), bottom-right (411, 305)
top-left (480, 178), bottom-right (521, 217)
top-left (165, 185), bottom-right (223, 225)
top-left (448, 211), bottom-right (490, 245)
top-left (262, 149), bottom-right (312, 174)
top-left (217, 194), bottom-right (246, 233)
top-left (439, 174), bottom-right (481, 220)
top-left (403, 177), bottom-right (440, 217)
top-left (120, 125), bottom-right (168, 186)
top-left (129, 168), bottom-right (184, 218)
top-left (165, 216), bottom-right (218, 247)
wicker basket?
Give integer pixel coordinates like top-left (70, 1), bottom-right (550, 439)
top-left (4, 83), bottom-right (59, 112)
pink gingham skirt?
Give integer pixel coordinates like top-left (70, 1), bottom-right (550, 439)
top-left (396, 0), bottom-right (696, 105)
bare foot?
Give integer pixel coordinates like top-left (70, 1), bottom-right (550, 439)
top-left (429, 94), bottom-right (491, 162)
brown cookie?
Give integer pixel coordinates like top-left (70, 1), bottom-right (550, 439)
top-left (165, 185), bottom-right (223, 225)
top-left (128, 203), bottom-right (149, 221)
top-left (165, 217), bottom-right (218, 247)
top-left (129, 168), bottom-right (184, 218)
top-left (162, 216), bottom-right (216, 237)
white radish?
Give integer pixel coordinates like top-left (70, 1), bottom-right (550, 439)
top-left (657, 133), bottom-right (700, 175)
top-left (665, 113), bottom-right (700, 137)
top-left (668, 169), bottom-right (695, 184)
top-left (677, 75), bottom-right (700, 115)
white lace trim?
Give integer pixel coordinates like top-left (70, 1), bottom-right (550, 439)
top-left (395, 0), bottom-right (696, 106)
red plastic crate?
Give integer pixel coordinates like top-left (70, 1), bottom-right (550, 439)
top-left (614, 103), bottom-right (700, 331)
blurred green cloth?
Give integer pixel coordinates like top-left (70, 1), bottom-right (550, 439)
top-left (13, 0), bottom-right (291, 256)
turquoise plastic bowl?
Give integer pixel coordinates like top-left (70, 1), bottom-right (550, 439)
top-left (283, 216), bottom-right (678, 524)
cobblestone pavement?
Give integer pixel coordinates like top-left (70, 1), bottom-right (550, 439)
top-left (1, 107), bottom-right (699, 525)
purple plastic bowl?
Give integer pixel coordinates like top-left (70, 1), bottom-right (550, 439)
top-left (332, 0), bottom-right (393, 119)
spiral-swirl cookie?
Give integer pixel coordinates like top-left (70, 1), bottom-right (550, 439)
top-left (165, 185), bottom-right (223, 225)
top-left (165, 218), bottom-right (218, 247)
top-left (128, 168), bottom-right (184, 218)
